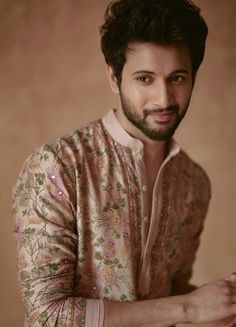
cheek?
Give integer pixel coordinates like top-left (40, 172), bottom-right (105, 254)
top-left (133, 85), bottom-right (156, 107)
top-left (122, 84), bottom-right (148, 107)
top-left (176, 87), bottom-right (192, 107)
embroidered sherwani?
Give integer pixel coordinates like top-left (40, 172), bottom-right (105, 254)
top-left (13, 110), bottom-right (211, 327)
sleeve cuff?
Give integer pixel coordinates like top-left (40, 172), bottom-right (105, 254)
top-left (85, 299), bottom-right (104, 327)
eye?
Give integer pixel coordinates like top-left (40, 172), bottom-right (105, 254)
top-left (136, 75), bottom-right (153, 85)
top-left (169, 75), bottom-right (185, 83)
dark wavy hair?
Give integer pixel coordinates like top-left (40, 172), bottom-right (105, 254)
top-left (100, 0), bottom-right (208, 84)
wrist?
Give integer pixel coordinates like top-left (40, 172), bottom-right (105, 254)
top-left (152, 295), bottom-right (193, 326)
top-left (176, 294), bottom-right (193, 324)
top-left (182, 293), bottom-right (197, 324)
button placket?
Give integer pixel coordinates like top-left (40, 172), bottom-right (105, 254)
top-left (134, 147), bottom-right (149, 246)
top-left (138, 168), bottom-right (166, 296)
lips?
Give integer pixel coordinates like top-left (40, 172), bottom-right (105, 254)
top-left (149, 110), bottom-right (176, 123)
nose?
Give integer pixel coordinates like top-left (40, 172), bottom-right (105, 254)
top-left (151, 80), bottom-right (174, 109)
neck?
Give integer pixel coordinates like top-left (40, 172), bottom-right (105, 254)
top-left (144, 139), bottom-right (168, 161)
top-left (115, 108), bottom-right (169, 164)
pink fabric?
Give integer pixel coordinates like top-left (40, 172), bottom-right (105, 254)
top-left (13, 110), bottom-right (211, 326)
top-left (85, 299), bottom-right (104, 327)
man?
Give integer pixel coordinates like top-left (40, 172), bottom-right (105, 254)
top-left (13, 0), bottom-right (236, 326)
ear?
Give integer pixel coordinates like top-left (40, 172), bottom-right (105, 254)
top-left (106, 65), bottom-right (120, 94)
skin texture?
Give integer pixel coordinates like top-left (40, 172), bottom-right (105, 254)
top-left (185, 277), bottom-right (236, 323)
top-left (107, 42), bottom-right (193, 144)
top-left (211, 274), bottom-right (236, 327)
top-left (107, 42), bottom-right (193, 200)
top-left (104, 274), bottom-right (236, 327)
top-left (104, 42), bottom-right (236, 327)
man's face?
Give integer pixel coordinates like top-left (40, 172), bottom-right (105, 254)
top-left (110, 42), bottom-right (193, 141)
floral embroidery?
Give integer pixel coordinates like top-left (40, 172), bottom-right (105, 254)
top-left (13, 112), bottom-right (211, 326)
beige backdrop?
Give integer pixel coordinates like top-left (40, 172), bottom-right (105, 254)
top-left (0, 0), bottom-right (235, 326)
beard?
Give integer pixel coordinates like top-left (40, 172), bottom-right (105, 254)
top-left (120, 92), bottom-right (188, 141)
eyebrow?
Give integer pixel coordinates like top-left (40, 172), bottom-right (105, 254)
top-left (132, 70), bottom-right (155, 76)
top-left (132, 69), bottom-right (190, 75)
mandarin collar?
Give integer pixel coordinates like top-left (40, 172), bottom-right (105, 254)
top-left (102, 109), bottom-right (180, 158)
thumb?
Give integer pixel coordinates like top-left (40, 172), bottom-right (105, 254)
top-left (226, 273), bottom-right (236, 283)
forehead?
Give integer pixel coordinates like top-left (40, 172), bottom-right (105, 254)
top-left (123, 42), bottom-right (192, 74)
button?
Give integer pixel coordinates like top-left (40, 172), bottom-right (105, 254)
top-left (80, 300), bottom-right (86, 308)
top-left (142, 185), bottom-right (147, 192)
top-left (143, 217), bottom-right (149, 223)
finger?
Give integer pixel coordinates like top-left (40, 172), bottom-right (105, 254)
top-left (220, 315), bottom-right (236, 327)
top-left (227, 316), bottom-right (236, 327)
top-left (226, 273), bottom-right (236, 283)
top-left (226, 275), bottom-right (236, 289)
top-left (216, 315), bottom-right (236, 327)
top-left (230, 285), bottom-right (236, 290)
top-left (231, 287), bottom-right (236, 295)
top-left (231, 303), bottom-right (236, 313)
top-left (231, 295), bottom-right (236, 303)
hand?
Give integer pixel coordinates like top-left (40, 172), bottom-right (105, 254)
top-left (215, 314), bottom-right (236, 327)
top-left (214, 274), bottom-right (236, 327)
top-left (185, 273), bottom-right (236, 324)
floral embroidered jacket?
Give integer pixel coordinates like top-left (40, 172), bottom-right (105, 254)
top-left (13, 110), bottom-right (211, 327)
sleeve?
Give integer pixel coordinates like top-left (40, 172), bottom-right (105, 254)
top-left (12, 143), bottom-right (104, 327)
top-left (171, 166), bottom-right (212, 295)
top-left (171, 223), bottom-right (204, 295)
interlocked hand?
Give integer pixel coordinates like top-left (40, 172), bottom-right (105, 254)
top-left (186, 272), bottom-right (236, 324)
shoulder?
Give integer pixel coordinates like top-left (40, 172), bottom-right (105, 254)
top-left (177, 150), bottom-right (211, 182)
top-left (24, 118), bottom-right (103, 165)
top-left (176, 149), bottom-right (211, 202)
top-left (46, 118), bottom-right (103, 155)
top-left (13, 119), bottom-right (104, 189)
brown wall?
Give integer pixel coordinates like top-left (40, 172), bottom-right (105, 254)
top-left (0, 1), bottom-right (235, 326)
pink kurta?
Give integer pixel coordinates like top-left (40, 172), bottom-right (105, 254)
top-left (13, 110), bottom-right (211, 326)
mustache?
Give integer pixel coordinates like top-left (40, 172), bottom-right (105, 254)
top-left (143, 105), bottom-right (179, 118)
